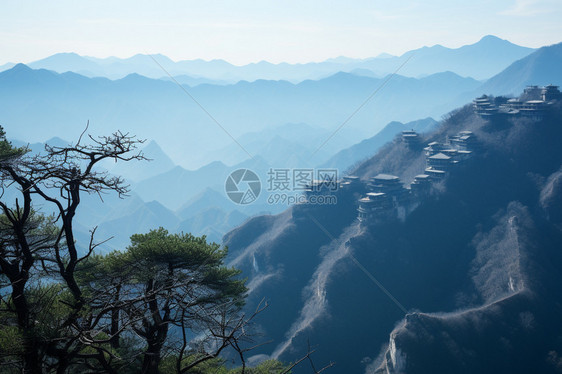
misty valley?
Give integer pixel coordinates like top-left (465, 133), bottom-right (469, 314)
top-left (2, 34), bottom-right (562, 374)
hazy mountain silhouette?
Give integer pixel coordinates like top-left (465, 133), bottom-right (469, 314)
top-left (6, 137), bottom-right (246, 251)
top-left (28, 52), bottom-right (103, 77)
top-left (177, 207), bottom-right (248, 244)
top-left (479, 42), bottom-right (562, 96)
top-left (385, 35), bottom-right (535, 79)
top-left (10, 136), bottom-right (71, 156)
top-left (204, 122), bottom-right (351, 168)
top-left (102, 140), bottom-right (176, 182)
top-left (176, 187), bottom-right (230, 220)
top-left (133, 162), bottom-right (230, 210)
top-left (321, 117), bottom-right (438, 172)
top-left (7, 35), bottom-right (534, 82)
top-left (94, 199), bottom-right (180, 250)
top-left (160, 74), bottom-right (230, 86)
top-left (0, 62), bottom-right (16, 71)
top-left (174, 188), bottom-right (250, 244)
top-left (132, 155), bottom-right (281, 215)
top-left (0, 65), bottom-right (481, 169)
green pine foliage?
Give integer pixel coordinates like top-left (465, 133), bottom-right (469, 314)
top-left (0, 126), bottom-right (289, 373)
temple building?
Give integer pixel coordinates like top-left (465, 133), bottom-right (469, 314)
top-left (450, 131), bottom-right (476, 152)
top-left (304, 180), bottom-right (337, 197)
top-left (340, 175), bottom-right (362, 192)
top-left (520, 100), bottom-right (546, 120)
top-left (368, 174), bottom-right (401, 192)
top-left (358, 174), bottom-right (411, 224)
top-left (425, 153), bottom-right (454, 179)
top-left (474, 85), bottom-right (560, 120)
top-left (473, 95), bottom-right (497, 117)
top-left (410, 174), bottom-right (431, 197)
top-left (542, 84), bottom-right (561, 101)
top-left (424, 141), bottom-right (445, 157)
top-left (369, 174), bottom-right (409, 204)
top-left (357, 130), bottom-right (479, 223)
top-left (357, 192), bottom-right (392, 222)
top-left (423, 130), bottom-right (477, 179)
top-left (401, 130), bottom-right (420, 147)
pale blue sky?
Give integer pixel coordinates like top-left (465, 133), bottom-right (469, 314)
top-left (1, 0), bottom-right (561, 65)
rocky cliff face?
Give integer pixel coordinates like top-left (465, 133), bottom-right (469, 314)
top-left (224, 101), bottom-right (562, 373)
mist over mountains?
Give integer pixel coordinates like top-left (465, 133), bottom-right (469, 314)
top-left (1, 37), bottom-right (557, 174)
top-left (479, 42), bottom-right (562, 96)
top-left (0, 64), bottom-right (479, 170)
top-left (3, 35), bottom-right (562, 373)
top-left (2, 37), bottom-right (562, 259)
top-left (0, 35), bottom-right (533, 82)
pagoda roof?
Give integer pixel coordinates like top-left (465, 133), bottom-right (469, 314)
top-left (373, 174), bottom-right (399, 181)
top-left (366, 192), bottom-right (386, 198)
top-left (428, 152), bottom-right (451, 160)
top-left (425, 168), bottom-right (446, 174)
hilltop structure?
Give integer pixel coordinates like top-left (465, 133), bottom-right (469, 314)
top-left (424, 131), bottom-right (475, 179)
top-left (401, 130), bottom-right (420, 148)
top-left (474, 85), bottom-right (561, 120)
top-left (356, 130), bottom-right (478, 225)
top-left (298, 128), bottom-right (478, 225)
top-left (358, 174), bottom-right (408, 223)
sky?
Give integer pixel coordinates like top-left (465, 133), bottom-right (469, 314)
top-left (1, 0), bottom-right (562, 65)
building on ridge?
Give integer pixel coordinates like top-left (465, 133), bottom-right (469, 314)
top-left (474, 85), bottom-right (560, 120)
top-left (357, 192), bottom-right (392, 222)
top-left (542, 84), bottom-right (561, 102)
top-left (410, 174), bottom-right (431, 198)
top-left (402, 130), bottom-right (420, 147)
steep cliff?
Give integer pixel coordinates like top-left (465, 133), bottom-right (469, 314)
top-left (224, 100), bottom-right (562, 373)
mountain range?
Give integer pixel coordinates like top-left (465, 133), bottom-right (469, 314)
top-left (1, 39), bottom-right (558, 174)
top-left (479, 42), bottom-right (562, 96)
top-left (3, 34), bottom-right (562, 373)
top-left (3, 39), bottom-right (562, 255)
top-left (0, 64), bottom-right (482, 169)
top-left (0, 35), bottom-right (534, 82)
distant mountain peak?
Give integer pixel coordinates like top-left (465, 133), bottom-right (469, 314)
top-left (419, 44), bottom-right (447, 51)
top-left (45, 136), bottom-right (70, 147)
top-left (120, 72), bottom-right (146, 80)
top-left (11, 63), bottom-right (32, 71)
top-left (203, 160), bottom-right (228, 169)
top-left (325, 56), bottom-right (361, 64)
top-left (141, 140), bottom-right (174, 161)
top-left (479, 41), bottom-right (562, 95)
top-left (375, 52), bottom-right (395, 59)
top-left (13, 34), bottom-right (536, 83)
top-left (143, 139), bottom-right (162, 149)
top-left (479, 34), bottom-right (504, 42)
top-left (54, 52), bottom-right (81, 57)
